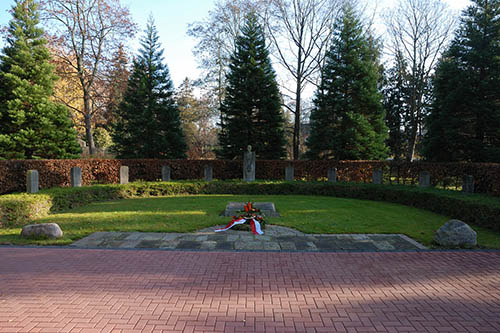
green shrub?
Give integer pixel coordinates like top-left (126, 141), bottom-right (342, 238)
top-left (1, 180), bottom-right (499, 231)
top-left (0, 193), bottom-right (52, 228)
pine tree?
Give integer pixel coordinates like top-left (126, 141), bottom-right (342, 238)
top-left (383, 51), bottom-right (410, 160)
top-left (0, 0), bottom-right (80, 159)
top-left (112, 18), bottom-right (187, 159)
top-left (423, 0), bottom-right (500, 162)
top-left (217, 12), bottom-right (286, 160)
top-left (306, 5), bottom-right (388, 160)
top-left (105, 44), bottom-right (129, 130)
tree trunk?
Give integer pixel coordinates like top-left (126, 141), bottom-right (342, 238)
top-left (293, 88), bottom-right (301, 160)
top-left (83, 92), bottom-right (96, 155)
top-left (406, 68), bottom-right (418, 162)
top-left (293, 46), bottom-right (303, 161)
top-left (407, 124), bottom-right (417, 162)
top-left (217, 46), bottom-right (224, 128)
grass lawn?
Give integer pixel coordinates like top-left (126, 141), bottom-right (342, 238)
top-left (0, 194), bottom-right (498, 248)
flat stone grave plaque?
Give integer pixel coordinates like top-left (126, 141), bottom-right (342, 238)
top-left (222, 202), bottom-right (280, 217)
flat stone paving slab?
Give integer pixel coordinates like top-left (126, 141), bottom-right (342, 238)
top-left (0, 248), bottom-right (499, 332)
top-left (71, 225), bottom-right (427, 251)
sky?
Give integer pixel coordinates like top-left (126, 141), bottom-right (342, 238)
top-left (0, 0), bottom-right (472, 88)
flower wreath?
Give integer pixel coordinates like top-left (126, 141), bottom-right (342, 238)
top-left (215, 202), bottom-right (265, 235)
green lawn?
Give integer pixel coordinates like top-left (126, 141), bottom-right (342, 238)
top-left (1, 194), bottom-right (499, 248)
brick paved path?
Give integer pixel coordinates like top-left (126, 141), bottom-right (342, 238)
top-left (0, 248), bottom-right (499, 332)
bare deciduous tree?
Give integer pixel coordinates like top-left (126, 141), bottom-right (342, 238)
top-left (265, 0), bottom-right (341, 160)
top-left (176, 78), bottom-right (218, 159)
top-left (384, 0), bottom-right (455, 161)
top-left (188, 0), bottom-right (268, 111)
top-left (41, 0), bottom-right (135, 155)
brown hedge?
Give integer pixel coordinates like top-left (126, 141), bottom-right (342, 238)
top-left (1, 159), bottom-right (499, 196)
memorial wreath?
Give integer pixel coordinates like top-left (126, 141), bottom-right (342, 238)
top-left (215, 202), bottom-right (265, 235)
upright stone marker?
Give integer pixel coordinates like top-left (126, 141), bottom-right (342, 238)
top-left (372, 169), bottom-right (382, 185)
top-left (328, 168), bottom-right (337, 183)
top-left (463, 175), bottom-right (474, 194)
top-left (418, 171), bottom-right (430, 187)
top-left (26, 170), bottom-right (39, 193)
top-left (243, 145), bottom-right (256, 182)
top-left (204, 165), bottom-right (213, 182)
top-left (120, 166), bottom-right (129, 185)
top-left (285, 165), bottom-right (294, 181)
top-left (162, 165), bottom-right (171, 181)
top-left (70, 167), bottom-right (82, 187)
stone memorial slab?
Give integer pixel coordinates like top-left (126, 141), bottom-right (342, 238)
top-left (26, 170), bottom-right (39, 193)
top-left (328, 168), bottom-right (337, 182)
top-left (372, 169), bottom-right (383, 184)
top-left (162, 165), bottom-right (171, 181)
top-left (71, 167), bottom-right (82, 187)
top-left (222, 202), bottom-right (280, 217)
top-left (418, 171), bottom-right (430, 187)
top-left (204, 165), bottom-right (213, 181)
top-left (463, 175), bottom-right (474, 193)
top-left (120, 166), bottom-right (129, 184)
top-left (285, 166), bottom-right (294, 181)
top-left (243, 145), bottom-right (256, 182)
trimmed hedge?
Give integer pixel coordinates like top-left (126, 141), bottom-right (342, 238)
top-left (0, 194), bottom-right (52, 228)
top-left (1, 181), bottom-right (499, 232)
top-left (2, 159), bottom-right (500, 196)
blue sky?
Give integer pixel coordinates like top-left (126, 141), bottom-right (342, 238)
top-left (0, 0), bottom-right (471, 88)
top-left (0, 0), bottom-right (217, 86)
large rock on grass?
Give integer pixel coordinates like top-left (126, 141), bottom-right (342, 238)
top-left (434, 219), bottom-right (477, 247)
top-left (21, 223), bottom-right (63, 239)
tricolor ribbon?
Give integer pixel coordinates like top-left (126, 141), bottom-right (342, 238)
top-left (215, 217), bottom-right (264, 235)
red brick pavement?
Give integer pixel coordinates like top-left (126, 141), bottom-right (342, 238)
top-left (0, 248), bottom-right (499, 332)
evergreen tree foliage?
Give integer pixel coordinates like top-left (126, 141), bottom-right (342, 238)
top-left (0, 0), bottom-right (80, 159)
top-left (112, 18), bottom-right (187, 159)
top-left (217, 12), bottom-right (286, 160)
top-left (383, 51), bottom-right (410, 160)
top-left (305, 5), bottom-right (388, 160)
top-left (424, 0), bottom-right (500, 162)
top-left (105, 44), bottom-right (129, 130)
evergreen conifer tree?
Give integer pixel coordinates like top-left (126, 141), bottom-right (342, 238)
top-left (217, 12), bottom-right (286, 160)
top-left (383, 51), bottom-right (410, 160)
top-left (305, 5), bottom-right (388, 160)
top-left (112, 18), bottom-right (187, 159)
top-left (105, 44), bottom-right (129, 130)
top-left (0, 0), bottom-right (80, 159)
top-left (423, 0), bottom-right (500, 162)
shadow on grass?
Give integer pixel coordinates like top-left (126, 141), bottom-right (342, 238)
top-left (1, 194), bottom-right (499, 248)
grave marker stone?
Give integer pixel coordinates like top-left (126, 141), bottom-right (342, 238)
top-left (120, 166), bottom-right (129, 185)
top-left (372, 169), bottom-right (383, 185)
top-left (285, 165), bottom-right (294, 181)
top-left (71, 167), bottom-right (82, 187)
top-left (463, 175), bottom-right (474, 194)
top-left (162, 165), bottom-right (171, 181)
top-left (204, 165), bottom-right (213, 181)
top-left (328, 168), bottom-right (337, 182)
top-left (243, 145), bottom-right (256, 182)
top-left (418, 171), bottom-right (430, 187)
top-left (26, 170), bottom-right (39, 193)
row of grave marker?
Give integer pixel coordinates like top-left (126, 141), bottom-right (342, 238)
top-left (24, 166), bottom-right (475, 194)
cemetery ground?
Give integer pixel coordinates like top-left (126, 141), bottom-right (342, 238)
top-left (1, 185), bottom-right (500, 332)
top-left (1, 193), bottom-right (499, 248)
